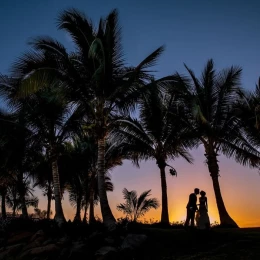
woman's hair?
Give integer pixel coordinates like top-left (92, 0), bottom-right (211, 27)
top-left (200, 190), bottom-right (206, 196)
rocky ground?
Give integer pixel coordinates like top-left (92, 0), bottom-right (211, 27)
top-left (0, 219), bottom-right (260, 260)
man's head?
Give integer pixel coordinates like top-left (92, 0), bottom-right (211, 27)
top-left (194, 188), bottom-right (200, 195)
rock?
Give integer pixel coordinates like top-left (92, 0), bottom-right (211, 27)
top-left (104, 237), bottom-right (115, 246)
top-left (24, 236), bottom-right (45, 251)
top-left (30, 230), bottom-right (45, 242)
top-left (89, 231), bottom-right (104, 240)
top-left (56, 236), bottom-right (72, 247)
top-left (7, 231), bottom-right (33, 245)
top-left (20, 244), bottom-right (59, 259)
top-left (68, 242), bottom-right (90, 259)
top-left (21, 230), bottom-right (46, 251)
top-left (0, 243), bottom-right (24, 259)
top-left (42, 238), bottom-right (55, 246)
top-left (121, 234), bottom-right (147, 250)
top-left (95, 246), bottom-right (117, 260)
top-left (30, 244), bottom-right (59, 255)
top-left (88, 231), bottom-right (105, 249)
top-left (58, 247), bottom-right (70, 260)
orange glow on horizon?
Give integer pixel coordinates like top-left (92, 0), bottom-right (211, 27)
top-left (31, 147), bottom-right (260, 228)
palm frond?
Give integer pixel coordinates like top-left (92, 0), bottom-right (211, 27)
top-left (57, 8), bottom-right (95, 53)
top-left (117, 188), bottom-right (159, 221)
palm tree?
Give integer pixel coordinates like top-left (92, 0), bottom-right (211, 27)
top-left (235, 78), bottom-right (260, 167)
top-left (12, 8), bottom-right (170, 229)
top-left (111, 82), bottom-right (196, 224)
top-left (174, 59), bottom-right (260, 227)
top-left (58, 140), bottom-right (90, 223)
top-left (6, 174), bottom-right (39, 217)
top-left (6, 184), bottom-right (19, 216)
top-left (32, 156), bottom-right (54, 219)
top-left (11, 82), bottom-right (84, 225)
top-left (34, 208), bottom-right (52, 219)
top-left (117, 188), bottom-right (159, 222)
top-left (0, 110), bottom-right (17, 219)
top-left (0, 177), bottom-right (8, 219)
top-left (89, 174), bottom-right (114, 224)
top-left (0, 115), bottom-right (38, 218)
top-left (63, 135), bottom-right (121, 223)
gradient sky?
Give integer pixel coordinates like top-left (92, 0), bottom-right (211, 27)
top-left (1, 0), bottom-right (260, 227)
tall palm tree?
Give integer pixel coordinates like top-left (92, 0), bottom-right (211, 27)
top-left (89, 174), bottom-right (114, 224)
top-left (174, 60), bottom-right (260, 227)
top-left (111, 82), bottom-right (196, 224)
top-left (12, 9), bottom-right (170, 229)
top-left (117, 188), bottom-right (159, 222)
top-left (235, 78), bottom-right (260, 166)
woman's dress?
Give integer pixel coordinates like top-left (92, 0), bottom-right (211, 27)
top-left (196, 197), bottom-right (210, 229)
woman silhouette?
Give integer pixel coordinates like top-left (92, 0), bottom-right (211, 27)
top-left (196, 190), bottom-right (210, 229)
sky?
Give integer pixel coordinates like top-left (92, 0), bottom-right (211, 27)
top-left (1, 0), bottom-right (260, 227)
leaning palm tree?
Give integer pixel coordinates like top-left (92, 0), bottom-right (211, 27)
top-left (173, 59), bottom-right (260, 227)
top-left (12, 8), bottom-right (171, 229)
top-left (111, 82), bottom-right (196, 224)
top-left (117, 188), bottom-right (159, 222)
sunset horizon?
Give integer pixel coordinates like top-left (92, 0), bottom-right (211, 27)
top-left (31, 145), bottom-right (260, 228)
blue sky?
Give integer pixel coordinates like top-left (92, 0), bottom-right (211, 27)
top-left (1, 0), bottom-right (260, 225)
top-left (1, 0), bottom-right (260, 88)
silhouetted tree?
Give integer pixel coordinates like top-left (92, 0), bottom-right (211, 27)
top-left (117, 188), bottom-right (159, 222)
top-left (173, 60), bottom-right (260, 227)
top-left (111, 82), bottom-right (196, 225)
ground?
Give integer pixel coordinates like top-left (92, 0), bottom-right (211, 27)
top-left (1, 219), bottom-right (260, 260)
top-left (142, 227), bottom-right (260, 259)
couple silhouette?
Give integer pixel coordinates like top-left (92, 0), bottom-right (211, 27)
top-left (184, 188), bottom-right (210, 229)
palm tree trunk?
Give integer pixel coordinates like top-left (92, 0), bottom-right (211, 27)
top-left (206, 152), bottom-right (238, 227)
top-left (74, 194), bottom-right (82, 223)
top-left (12, 192), bottom-right (17, 216)
top-left (83, 203), bottom-right (88, 224)
top-left (12, 206), bottom-right (16, 217)
top-left (159, 166), bottom-right (170, 225)
top-left (52, 159), bottom-right (66, 226)
top-left (97, 136), bottom-right (116, 230)
top-left (20, 195), bottom-right (28, 218)
top-left (1, 191), bottom-right (7, 219)
top-left (46, 183), bottom-right (52, 219)
top-left (89, 192), bottom-right (95, 224)
top-left (17, 173), bottom-right (28, 219)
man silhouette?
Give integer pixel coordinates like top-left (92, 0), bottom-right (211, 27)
top-left (184, 188), bottom-right (200, 227)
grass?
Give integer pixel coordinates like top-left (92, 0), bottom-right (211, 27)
top-left (139, 227), bottom-right (260, 260)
